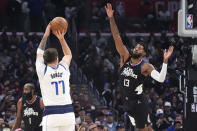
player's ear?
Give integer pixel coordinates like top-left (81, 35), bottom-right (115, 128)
top-left (142, 50), bottom-right (146, 56)
top-left (32, 89), bottom-right (35, 94)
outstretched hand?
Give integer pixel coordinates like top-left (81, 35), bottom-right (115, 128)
top-left (44, 24), bottom-right (51, 37)
top-left (163, 46), bottom-right (174, 62)
top-left (105, 3), bottom-right (114, 18)
top-left (53, 30), bottom-right (65, 41)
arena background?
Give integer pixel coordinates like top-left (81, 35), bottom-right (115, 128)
top-left (0, 0), bottom-right (197, 131)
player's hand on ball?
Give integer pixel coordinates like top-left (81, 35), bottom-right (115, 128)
top-left (164, 46), bottom-right (174, 61)
top-left (54, 30), bottom-right (65, 41)
top-left (44, 24), bottom-right (51, 37)
top-left (105, 3), bottom-right (114, 18)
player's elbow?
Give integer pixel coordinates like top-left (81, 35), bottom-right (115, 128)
top-left (157, 79), bottom-right (165, 83)
top-left (70, 54), bottom-right (72, 58)
top-left (156, 77), bottom-right (165, 83)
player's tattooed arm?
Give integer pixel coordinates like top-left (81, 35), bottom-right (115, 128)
top-left (38, 36), bottom-right (47, 50)
top-left (38, 24), bottom-right (51, 50)
top-left (105, 3), bottom-right (130, 67)
top-left (37, 24), bottom-right (51, 59)
top-left (12, 98), bottom-right (22, 131)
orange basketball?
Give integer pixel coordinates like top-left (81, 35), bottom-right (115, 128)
top-left (50, 17), bottom-right (68, 34)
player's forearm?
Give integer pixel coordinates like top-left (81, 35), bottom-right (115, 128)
top-left (59, 38), bottom-right (72, 56)
top-left (38, 36), bottom-right (48, 50)
top-left (109, 16), bottom-right (120, 36)
top-left (109, 17), bottom-right (126, 54)
top-left (151, 63), bottom-right (167, 83)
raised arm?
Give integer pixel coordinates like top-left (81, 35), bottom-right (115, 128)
top-left (105, 3), bottom-right (130, 67)
top-left (54, 30), bottom-right (72, 67)
top-left (142, 46), bottom-right (174, 83)
top-left (36, 24), bottom-right (51, 59)
top-left (12, 98), bottom-right (22, 131)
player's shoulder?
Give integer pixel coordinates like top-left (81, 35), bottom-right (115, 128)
top-left (142, 62), bottom-right (153, 68)
top-left (59, 61), bottom-right (69, 70)
top-left (18, 98), bottom-right (23, 103)
top-left (17, 98), bottom-right (23, 107)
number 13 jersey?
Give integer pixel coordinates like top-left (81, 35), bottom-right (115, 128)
top-left (119, 58), bottom-right (146, 100)
top-left (36, 57), bottom-right (72, 106)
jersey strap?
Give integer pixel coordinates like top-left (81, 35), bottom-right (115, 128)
top-left (59, 63), bottom-right (67, 71)
top-left (44, 66), bottom-right (47, 75)
top-left (43, 104), bottom-right (73, 116)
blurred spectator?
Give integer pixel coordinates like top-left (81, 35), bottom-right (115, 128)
top-left (92, 32), bottom-right (107, 47)
top-left (0, 117), bottom-right (5, 130)
top-left (6, 0), bottom-right (22, 31)
top-left (78, 125), bottom-right (87, 131)
top-left (155, 109), bottom-right (170, 130)
top-left (168, 114), bottom-right (183, 131)
top-left (164, 101), bottom-right (174, 124)
top-left (88, 123), bottom-right (98, 131)
top-left (21, 0), bottom-right (30, 32)
top-left (116, 124), bottom-right (125, 131)
top-left (103, 112), bottom-right (117, 131)
top-left (85, 113), bottom-right (93, 125)
top-left (96, 112), bottom-right (105, 125)
top-left (28, 0), bottom-right (44, 31)
top-left (76, 107), bottom-right (86, 125)
top-left (43, 0), bottom-right (56, 24)
top-left (157, 6), bottom-right (170, 30)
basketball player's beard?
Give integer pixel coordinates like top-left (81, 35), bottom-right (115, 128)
top-left (131, 52), bottom-right (142, 59)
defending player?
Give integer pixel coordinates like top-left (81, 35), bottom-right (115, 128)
top-left (36, 24), bottom-right (75, 131)
top-left (12, 83), bottom-right (44, 131)
top-left (105, 3), bottom-right (174, 131)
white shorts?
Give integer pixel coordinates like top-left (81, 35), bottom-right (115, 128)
top-left (42, 113), bottom-right (75, 131)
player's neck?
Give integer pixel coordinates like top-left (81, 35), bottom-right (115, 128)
top-left (131, 57), bottom-right (142, 65)
top-left (26, 95), bottom-right (36, 104)
top-left (48, 63), bottom-right (58, 68)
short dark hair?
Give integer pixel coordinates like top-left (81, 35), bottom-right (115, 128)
top-left (138, 41), bottom-right (148, 54)
top-left (43, 48), bottom-right (58, 64)
top-left (24, 83), bottom-right (35, 92)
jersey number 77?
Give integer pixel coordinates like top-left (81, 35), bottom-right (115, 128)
top-left (51, 80), bottom-right (65, 95)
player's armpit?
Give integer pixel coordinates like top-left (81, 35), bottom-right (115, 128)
top-left (12, 98), bottom-right (22, 131)
top-left (120, 54), bottom-right (130, 68)
top-left (143, 63), bottom-right (167, 83)
top-left (61, 55), bottom-right (72, 67)
top-left (40, 98), bottom-right (45, 110)
top-left (141, 63), bottom-right (155, 76)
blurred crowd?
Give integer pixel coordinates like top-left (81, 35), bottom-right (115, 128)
top-left (0, 31), bottom-right (41, 130)
top-left (0, 0), bottom-right (196, 131)
top-left (0, 0), bottom-right (179, 32)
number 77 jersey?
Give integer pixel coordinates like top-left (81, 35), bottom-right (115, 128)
top-left (36, 57), bottom-right (72, 106)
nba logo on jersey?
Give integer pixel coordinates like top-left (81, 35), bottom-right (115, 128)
top-left (186, 14), bottom-right (193, 29)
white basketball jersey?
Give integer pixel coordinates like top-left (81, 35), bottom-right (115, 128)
top-left (36, 57), bottom-right (72, 106)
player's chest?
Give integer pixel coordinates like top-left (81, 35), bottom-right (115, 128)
top-left (120, 65), bottom-right (141, 80)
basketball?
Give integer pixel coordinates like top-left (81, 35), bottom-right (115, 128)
top-left (50, 17), bottom-right (68, 34)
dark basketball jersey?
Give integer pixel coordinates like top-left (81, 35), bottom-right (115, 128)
top-left (22, 96), bottom-right (43, 130)
top-left (119, 58), bottom-right (146, 100)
